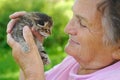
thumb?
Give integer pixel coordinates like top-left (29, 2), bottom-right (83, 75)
top-left (23, 26), bottom-right (35, 46)
top-left (32, 27), bottom-right (44, 43)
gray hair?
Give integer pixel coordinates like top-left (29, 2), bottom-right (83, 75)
top-left (98, 0), bottom-right (120, 45)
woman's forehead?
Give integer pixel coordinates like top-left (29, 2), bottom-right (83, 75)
top-left (74, 0), bottom-right (104, 6)
top-left (73, 0), bottom-right (97, 21)
top-left (73, 0), bottom-right (103, 28)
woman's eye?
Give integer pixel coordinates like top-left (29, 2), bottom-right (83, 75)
top-left (78, 19), bottom-right (87, 28)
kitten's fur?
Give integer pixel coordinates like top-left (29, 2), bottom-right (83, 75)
top-left (11, 12), bottom-right (53, 65)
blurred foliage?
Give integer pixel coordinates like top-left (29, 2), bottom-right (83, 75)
top-left (0, 0), bottom-right (73, 80)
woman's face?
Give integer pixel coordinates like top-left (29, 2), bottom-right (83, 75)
top-left (64, 0), bottom-right (116, 69)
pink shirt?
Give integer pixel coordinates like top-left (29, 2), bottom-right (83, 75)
top-left (45, 56), bottom-right (120, 80)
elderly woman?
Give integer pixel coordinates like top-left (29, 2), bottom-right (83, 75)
top-left (7, 0), bottom-right (120, 80)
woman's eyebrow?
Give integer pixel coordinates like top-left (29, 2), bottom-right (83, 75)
top-left (75, 14), bottom-right (88, 23)
top-left (75, 14), bottom-right (93, 27)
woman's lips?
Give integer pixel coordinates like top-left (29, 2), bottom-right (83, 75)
top-left (69, 39), bottom-right (80, 45)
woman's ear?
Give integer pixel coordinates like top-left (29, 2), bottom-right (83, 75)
top-left (112, 47), bottom-right (120, 60)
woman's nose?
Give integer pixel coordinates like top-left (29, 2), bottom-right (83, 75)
top-left (64, 20), bottom-right (77, 35)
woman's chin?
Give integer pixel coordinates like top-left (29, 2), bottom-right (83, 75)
top-left (65, 44), bottom-right (75, 55)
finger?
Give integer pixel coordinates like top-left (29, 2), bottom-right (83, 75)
top-left (32, 28), bottom-right (44, 43)
top-left (7, 19), bottom-right (19, 33)
top-left (7, 33), bottom-right (18, 48)
top-left (23, 26), bottom-right (35, 46)
top-left (9, 11), bottom-right (26, 19)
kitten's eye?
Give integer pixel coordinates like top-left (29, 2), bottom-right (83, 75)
top-left (45, 29), bottom-right (50, 33)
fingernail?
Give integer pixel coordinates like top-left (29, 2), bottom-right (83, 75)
top-left (24, 26), bottom-right (29, 31)
top-left (32, 27), bottom-right (37, 32)
top-left (9, 15), bottom-right (13, 19)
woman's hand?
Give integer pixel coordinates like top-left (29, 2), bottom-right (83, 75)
top-left (7, 11), bottom-right (45, 80)
top-left (7, 26), bottom-right (45, 80)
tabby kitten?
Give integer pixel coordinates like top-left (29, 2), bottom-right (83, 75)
top-left (11, 12), bottom-right (53, 65)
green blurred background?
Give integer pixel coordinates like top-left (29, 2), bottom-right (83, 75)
top-left (0, 0), bottom-right (73, 80)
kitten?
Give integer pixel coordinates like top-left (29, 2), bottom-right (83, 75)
top-left (11, 12), bottom-right (53, 65)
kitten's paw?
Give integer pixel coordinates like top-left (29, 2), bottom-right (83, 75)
top-left (40, 51), bottom-right (51, 65)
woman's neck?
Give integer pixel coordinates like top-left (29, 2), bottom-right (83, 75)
top-left (77, 60), bottom-right (118, 75)
top-left (77, 67), bottom-right (99, 75)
